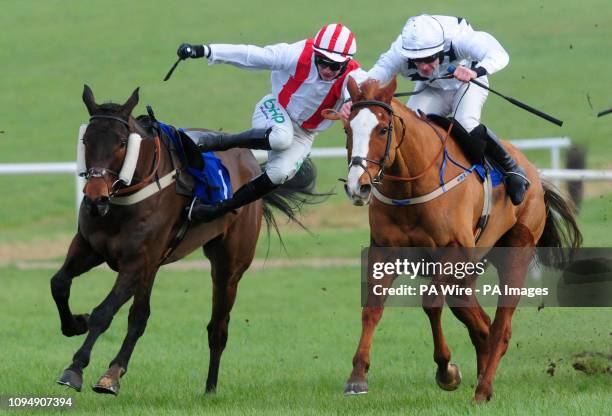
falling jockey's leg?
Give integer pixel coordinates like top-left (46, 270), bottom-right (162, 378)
top-left (470, 124), bottom-right (529, 205)
top-left (187, 94), bottom-right (312, 224)
top-left (195, 128), bottom-right (273, 152)
top-left (188, 173), bottom-right (277, 223)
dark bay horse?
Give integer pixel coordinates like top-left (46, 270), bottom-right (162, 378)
top-left (51, 85), bottom-right (317, 395)
top-left (340, 77), bottom-right (582, 402)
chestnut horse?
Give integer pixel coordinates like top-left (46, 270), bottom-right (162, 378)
top-left (340, 77), bottom-right (582, 402)
top-left (51, 85), bottom-right (318, 395)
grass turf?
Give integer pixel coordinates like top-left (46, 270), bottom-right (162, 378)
top-left (1, 265), bottom-right (610, 415)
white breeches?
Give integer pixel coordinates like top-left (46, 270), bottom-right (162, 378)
top-left (252, 94), bottom-right (316, 185)
top-left (407, 77), bottom-right (489, 132)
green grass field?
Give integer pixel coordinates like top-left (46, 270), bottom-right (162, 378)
top-left (2, 266), bottom-right (611, 415)
top-left (1, 1), bottom-right (611, 415)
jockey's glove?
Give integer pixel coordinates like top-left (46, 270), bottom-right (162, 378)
top-left (177, 43), bottom-right (211, 60)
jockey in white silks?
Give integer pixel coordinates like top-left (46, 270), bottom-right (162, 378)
top-left (366, 14), bottom-right (529, 205)
top-left (177, 24), bottom-right (367, 222)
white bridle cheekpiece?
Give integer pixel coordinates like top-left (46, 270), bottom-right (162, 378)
top-left (77, 120), bottom-right (143, 186)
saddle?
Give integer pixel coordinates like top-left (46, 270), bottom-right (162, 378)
top-left (136, 115), bottom-right (232, 204)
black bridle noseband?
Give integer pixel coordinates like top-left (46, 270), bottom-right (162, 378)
top-left (348, 100), bottom-right (405, 184)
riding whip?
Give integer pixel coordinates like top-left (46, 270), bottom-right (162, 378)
top-left (447, 65), bottom-right (564, 127)
top-left (597, 107), bottom-right (612, 117)
top-left (163, 57), bottom-right (184, 81)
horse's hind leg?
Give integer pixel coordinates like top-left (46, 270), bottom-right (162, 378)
top-left (92, 267), bottom-right (158, 395)
top-left (474, 226), bottom-right (534, 402)
top-left (423, 286), bottom-right (462, 391)
top-left (449, 283), bottom-right (491, 379)
top-left (51, 233), bottom-right (102, 337)
top-left (203, 213), bottom-right (258, 393)
top-left (57, 268), bottom-right (138, 392)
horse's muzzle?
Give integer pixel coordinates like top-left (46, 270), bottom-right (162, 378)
top-left (345, 182), bottom-right (372, 206)
top-left (84, 195), bottom-right (110, 217)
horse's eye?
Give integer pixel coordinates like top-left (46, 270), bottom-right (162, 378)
top-left (379, 127), bottom-right (389, 136)
top-left (119, 140), bottom-right (128, 148)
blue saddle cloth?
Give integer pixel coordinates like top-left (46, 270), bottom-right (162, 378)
top-left (474, 164), bottom-right (504, 188)
top-left (158, 121), bottom-right (232, 204)
top-left (440, 148), bottom-right (504, 188)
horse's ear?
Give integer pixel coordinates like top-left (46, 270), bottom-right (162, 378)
top-left (82, 84), bottom-right (98, 115)
top-left (121, 87), bottom-right (140, 117)
top-left (380, 76), bottom-right (397, 103)
top-left (347, 76), bottom-right (361, 103)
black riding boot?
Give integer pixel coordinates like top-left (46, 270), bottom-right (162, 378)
top-left (471, 124), bottom-right (530, 205)
top-left (195, 128), bottom-right (273, 152)
top-left (187, 173), bottom-right (277, 223)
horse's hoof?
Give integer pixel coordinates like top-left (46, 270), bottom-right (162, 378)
top-left (473, 392), bottom-right (492, 403)
top-left (474, 381), bottom-right (492, 403)
top-left (92, 376), bottom-right (119, 396)
top-left (61, 314), bottom-right (89, 337)
top-left (57, 368), bottom-right (83, 392)
top-left (205, 379), bottom-right (217, 394)
top-left (436, 363), bottom-right (462, 391)
top-left (344, 379), bottom-right (368, 395)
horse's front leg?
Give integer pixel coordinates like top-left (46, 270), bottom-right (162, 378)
top-left (51, 232), bottom-right (103, 337)
top-left (92, 266), bottom-right (158, 395)
top-left (345, 249), bottom-right (393, 395)
top-left (57, 263), bottom-right (139, 392)
top-left (344, 305), bottom-right (385, 395)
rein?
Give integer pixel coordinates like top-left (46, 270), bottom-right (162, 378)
top-left (384, 113), bottom-right (453, 182)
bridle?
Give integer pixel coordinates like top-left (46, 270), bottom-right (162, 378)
top-left (348, 100), bottom-right (451, 184)
top-left (84, 114), bottom-right (161, 196)
top-left (348, 100), bottom-right (405, 184)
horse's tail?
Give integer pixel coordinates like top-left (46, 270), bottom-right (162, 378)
top-left (261, 157), bottom-right (330, 248)
top-left (536, 180), bottom-right (583, 267)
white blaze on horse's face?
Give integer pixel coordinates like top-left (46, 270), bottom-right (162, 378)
top-left (347, 108), bottom-right (379, 206)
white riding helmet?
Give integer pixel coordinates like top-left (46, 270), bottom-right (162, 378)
top-left (400, 15), bottom-right (445, 59)
top-left (313, 23), bottom-right (356, 62)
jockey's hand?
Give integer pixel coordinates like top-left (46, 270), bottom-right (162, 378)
top-left (177, 43), bottom-right (209, 60)
top-left (452, 65), bottom-right (477, 83)
top-left (340, 101), bottom-right (352, 121)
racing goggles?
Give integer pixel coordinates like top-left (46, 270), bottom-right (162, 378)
top-left (315, 55), bottom-right (346, 71)
top-left (410, 54), bottom-right (440, 65)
